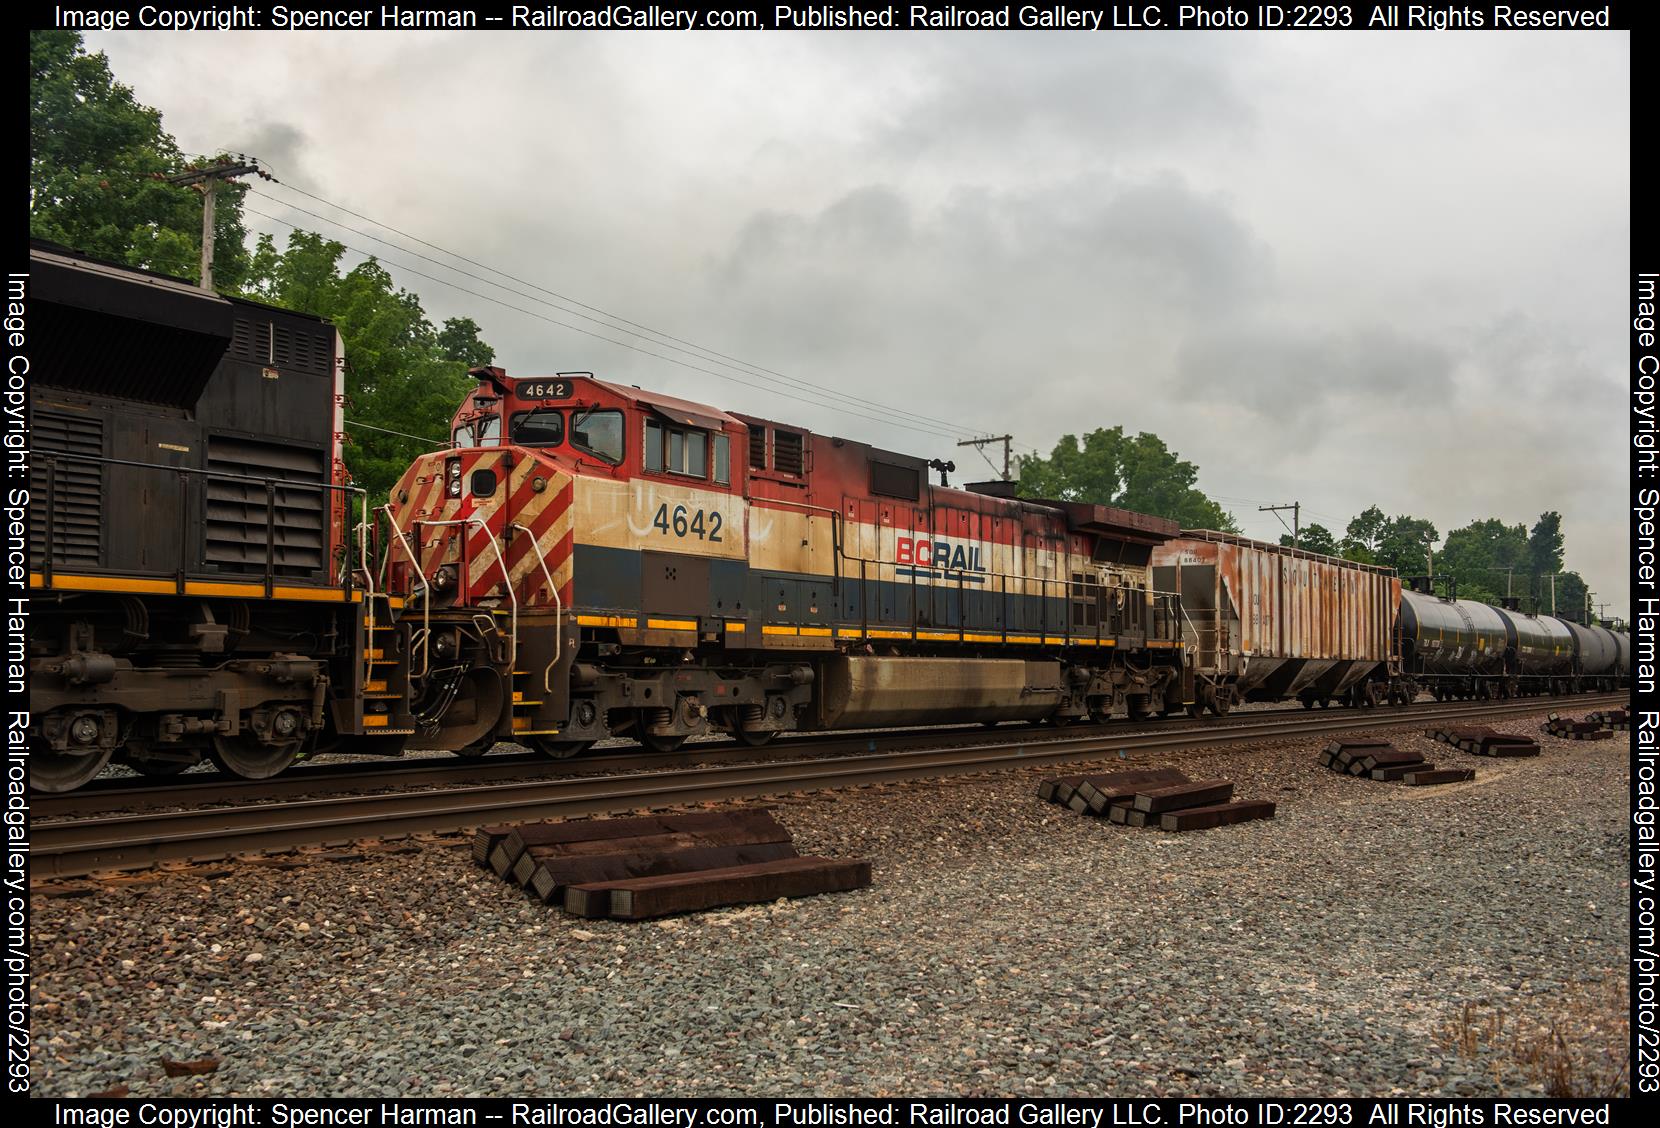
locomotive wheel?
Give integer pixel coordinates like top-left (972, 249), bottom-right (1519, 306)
top-left (130, 757), bottom-right (193, 778)
top-left (638, 730), bottom-right (688, 753)
top-left (531, 738), bottom-right (595, 759)
top-left (1208, 693), bottom-right (1231, 716)
top-left (1300, 695), bottom-right (1314, 710)
top-left (29, 739), bottom-right (114, 793)
top-left (1316, 696), bottom-right (1331, 709)
top-left (210, 734), bottom-right (300, 780)
top-left (340, 734), bottom-right (410, 757)
top-left (1125, 698), bottom-right (1151, 722)
top-left (733, 729), bottom-right (778, 748)
top-left (447, 740), bottom-right (495, 759)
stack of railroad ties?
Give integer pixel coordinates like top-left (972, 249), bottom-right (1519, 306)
top-left (1543, 709), bottom-right (1626, 739)
top-left (1036, 767), bottom-right (1275, 831)
top-left (472, 809), bottom-right (870, 921)
top-left (1319, 737), bottom-right (1478, 785)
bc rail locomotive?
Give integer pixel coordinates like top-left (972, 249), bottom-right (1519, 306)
top-left (24, 245), bottom-right (1630, 790)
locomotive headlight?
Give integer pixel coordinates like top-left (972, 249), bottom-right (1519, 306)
top-left (445, 457), bottom-right (462, 498)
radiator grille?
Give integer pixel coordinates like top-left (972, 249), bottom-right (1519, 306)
top-left (773, 430), bottom-right (805, 476)
top-left (204, 435), bottom-right (326, 574)
top-left (29, 411), bottom-right (104, 568)
top-left (230, 318), bottom-right (334, 376)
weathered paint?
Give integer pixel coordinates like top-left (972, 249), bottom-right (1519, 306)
top-left (1152, 532), bottom-right (1398, 698)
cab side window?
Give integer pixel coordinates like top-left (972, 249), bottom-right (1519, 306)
top-left (571, 409), bottom-right (624, 463)
top-left (453, 415), bottom-right (499, 447)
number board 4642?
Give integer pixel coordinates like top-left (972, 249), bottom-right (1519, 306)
top-left (518, 378), bottom-right (574, 400)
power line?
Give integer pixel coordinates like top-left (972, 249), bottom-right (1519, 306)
top-left (249, 182), bottom-right (990, 441)
top-left (343, 419), bottom-right (449, 446)
top-left (241, 203), bottom-right (971, 442)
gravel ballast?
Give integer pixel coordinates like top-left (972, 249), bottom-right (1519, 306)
top-left (30, 706), bottom-right (1630, 1097)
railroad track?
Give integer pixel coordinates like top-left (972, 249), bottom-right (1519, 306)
top-left (31, 694), bottom-right (1625, 881)
top-left (39, 702), bottom-right (1357, 817)
top-left (39, 690), bottom-right (1619, 817)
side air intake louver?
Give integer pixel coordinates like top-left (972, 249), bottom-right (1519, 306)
top-left (204, 435), bottom-right (326, 575)
top-left (773, 430), bottom-right (805, 476)
top-left (230, 318), bottom-right (333, 376)
top-left (30, 411), bottom-right (104, 568)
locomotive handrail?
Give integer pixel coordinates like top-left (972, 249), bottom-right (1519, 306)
top-left (509, 523), bottom-right (563, 692)
top-left (354, 493), bottom-right (380, 687)
top-left (377, 505), bottom-right (432, 680)
top-left (421, 517), bottom-right (518, 675)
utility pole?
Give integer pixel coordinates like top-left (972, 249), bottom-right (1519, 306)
top-left (163, 157), bottom-right (267, 291)
top-left (1259, 502), bottom-right (1300, 549)
top-left (958, 435), bottom-right (1015, 481)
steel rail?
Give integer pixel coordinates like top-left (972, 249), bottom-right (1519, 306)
top-left (38, 703), bottom-right (1341, 816)
top-left (31, 694), bottom-right (1624, 880)
top-left (37, 691), bottom-right (1607, 817)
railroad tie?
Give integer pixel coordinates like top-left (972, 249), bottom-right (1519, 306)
top-left (566, 857), bottom-right (874, 921)
top-left (492, 808), bottom-right (785, 874)
top-left (1131, 780), bottom-right (1235, 814)
top-left (527, 841), bottom-right (800, 905)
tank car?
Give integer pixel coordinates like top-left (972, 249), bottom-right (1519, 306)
top-left (375, 365), bottom-right (1196, 757)
top-left (26, 244), bottom-right (407, 790)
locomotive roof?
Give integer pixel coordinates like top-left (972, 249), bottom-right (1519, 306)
top-left (588, 378), bottom-right (741, 433)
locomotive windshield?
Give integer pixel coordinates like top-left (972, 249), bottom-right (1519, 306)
top-left (510, 409), bottom-right (564, 447)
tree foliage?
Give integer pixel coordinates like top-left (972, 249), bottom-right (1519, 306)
top-left (29, 31), bottom-right (251, 287)
top-left (1277, 523), bottom-right (1339, 556)
top-left (1016, 427), bottom-right (1238, 532)
top-left (241, 232), bottom-right (486, 502)
top-left (1436, 517), bottom-right (1529, 606)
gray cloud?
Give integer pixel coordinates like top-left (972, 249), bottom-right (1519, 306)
top-left (81, 30), bottom-right (1632, 609)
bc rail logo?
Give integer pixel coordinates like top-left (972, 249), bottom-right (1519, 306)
top-left (895, 536), bottom-right (988, 583)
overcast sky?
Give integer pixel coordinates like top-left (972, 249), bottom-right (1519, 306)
top-left (86, 29), bottom-right (1632, 610)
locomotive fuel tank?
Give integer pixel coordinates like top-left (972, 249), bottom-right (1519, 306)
top-left (1494, 608), bottom-right (1575, 676)
top-left (816, 657), bottom-right (1062, 728)
top-left (1564, 620), bottom-right (1617, 676)
top-left (1397, 590), bottom-right (1509, 676)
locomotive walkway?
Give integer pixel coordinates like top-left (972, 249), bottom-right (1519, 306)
top-left (31, 694), bottom-right (1625, 880)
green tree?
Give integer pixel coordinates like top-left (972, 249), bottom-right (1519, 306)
top-left (437, 317), bottom-right (495, 367)
top-left (1016, 427), bottom-right (1238, 532)
top-left (1277, 523), bottom-right (1339, 555)
top-left (1553, 570), bottom-right (1588, 621)
top-left (1340, 505), bottom-right (1388, 562)
top-left (30, 31), bottom-right (251, 288)
top-left (243, 232), bottom-right (488, 502)
top-left (1375, 516), bottom-right (1439, 579)
top-left (1525, 511), bottom-right (1565, 612)
top-left (1437, 517), bottom-right (1529, 605)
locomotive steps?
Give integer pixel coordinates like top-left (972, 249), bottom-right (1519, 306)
top-left (29, 694), bottom-right (1627, 880)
